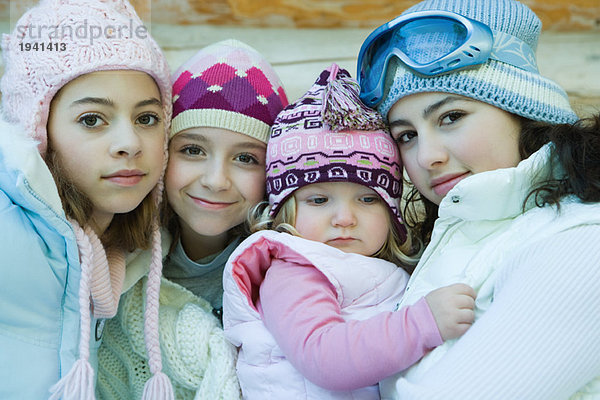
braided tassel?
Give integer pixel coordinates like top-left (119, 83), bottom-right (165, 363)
top-left (49, 220), bottom-right (96, 400)
top-left (141, 217), bottom-right (174, 400)
top-left (140, 107), bottom-right (173, 399)
top-left (323, 63), bottom-right (385, 132)
top-left (142, 371), bottom-right (174, 400)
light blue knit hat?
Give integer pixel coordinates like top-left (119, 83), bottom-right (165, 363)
top-left (378, 0), bottom-right (578, 124)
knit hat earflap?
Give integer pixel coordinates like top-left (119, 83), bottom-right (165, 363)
top-left (266, 63), bottom-right (406, 241)
top-left (377, 0), bottom-right (578, 124)
top-left (1, 0), bottom-right (174, 398)
top-left (171, 39), bottom-right (288, 143)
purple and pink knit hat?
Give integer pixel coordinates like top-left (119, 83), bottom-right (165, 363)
top-left (266, 63), bottom-right (406, 240)
top-left (171, 39), bottom-right (288, 143)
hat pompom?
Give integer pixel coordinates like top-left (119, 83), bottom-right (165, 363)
top-left (323, 64), bottom-right (385, 132)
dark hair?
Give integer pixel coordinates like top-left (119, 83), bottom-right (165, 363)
top-left (402, 113), bottom-right (600, 248)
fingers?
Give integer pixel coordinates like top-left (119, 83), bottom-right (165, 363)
top-left (456, 307), bottom-right (475, 325)
top-left (424, 283), bottom-right (477, 341)
top-left (454, 292), bottom-right (476, 310)
top-left (446, 283), bottom-right (477, 299)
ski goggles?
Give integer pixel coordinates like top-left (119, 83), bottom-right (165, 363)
top-left (357, 10), bottom-right (539, 108)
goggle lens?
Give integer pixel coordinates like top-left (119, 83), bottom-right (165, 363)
top-left (359, 29), bottom-right (394, 101)
top-left (395, 18), bottom-right (467, 65)
top-left (358, 11), bottom-right (538, 108)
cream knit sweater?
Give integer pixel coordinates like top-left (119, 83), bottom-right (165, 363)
top-left (96, 277), bottom-right (241, 400)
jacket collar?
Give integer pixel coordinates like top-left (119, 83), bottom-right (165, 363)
top-left (0, 118), bottom-right (63, 216)
top-left (438, 143), bottom-right (557, 222)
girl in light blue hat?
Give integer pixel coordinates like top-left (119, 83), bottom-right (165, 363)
top-left (357, 0), bottom-right (600, 398)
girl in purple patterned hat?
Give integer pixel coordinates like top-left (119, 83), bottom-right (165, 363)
top-left (222, 63), bottom-right (476, 399)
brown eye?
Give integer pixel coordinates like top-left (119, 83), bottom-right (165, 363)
top-left (78, 113), bottom-right (104, 128)
top-left (181, 145), bottom-right (204, 156)
top-left (136, 113), bottom-right (159, 126)
top-left (441, 111), bottom-right (465, 125)
top-left (395, 131), bottom-right (417, 144)
top-left (236, 153), bottom-right (259, 165)
top-left (448, 112), bottom-right (462, 122)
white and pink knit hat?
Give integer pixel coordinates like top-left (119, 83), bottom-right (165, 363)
top-left (1, 0), bottom-right (172, 156)
top-left (1, 0), bottom-right (174, 398)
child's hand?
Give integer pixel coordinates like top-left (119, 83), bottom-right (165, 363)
top-left (425, 283), bottom-right (476, 341)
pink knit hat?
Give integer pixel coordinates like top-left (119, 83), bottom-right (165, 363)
top-left (1, 0), bottom-right (174, 398)
top-left (1, 0), bottom-right (171, 156)
top-left (171, 39), bottom-right (288, 143)
top-left (266, 63), bottom-right (406, 241)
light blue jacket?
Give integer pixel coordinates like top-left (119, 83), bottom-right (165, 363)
top-left (0, 121), bottom-right (103, 399)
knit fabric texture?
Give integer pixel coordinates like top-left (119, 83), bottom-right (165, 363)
top-left (266, 64), bottom-right (405, 238)
top-left (97, 278), bottom-right (241, 400)
top-left (1, 1), bottom-right (173, 398)
top-left (377, 0), bottom-right (578, 124)
top-left (86, 225), bottom-right (126, 318)
top-left (171, 39), bottom-right (288, 143)
top-left (1, 0), bottom-right (172, 155)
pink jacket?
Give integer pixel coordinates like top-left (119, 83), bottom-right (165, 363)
top-left (223, 231), bottom-right (441, 399)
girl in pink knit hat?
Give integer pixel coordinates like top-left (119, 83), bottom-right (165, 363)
top-left (222, 64), bottom-right (476, 399)
top-left (0, 0), bottom-right (174, 399)
top-left (96, 39), bottom-right (289, 399)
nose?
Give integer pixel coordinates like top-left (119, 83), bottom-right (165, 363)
top-left (199, 158), bottom-right (231, 192)
top-left (416, 132), bottom-right (448, 170)
top-left (109, 121), bottom-right (142, 159)
top-left (331, 202), bottom-right (357, 228)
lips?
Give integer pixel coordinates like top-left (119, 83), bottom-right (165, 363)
top-left (328, 237), bottom-right (357, 245)
top-left (430, 172), bottom-right (470, 198)
top-left (102, 169), bottom-right (145, 186)
top-left (188, 195), bottom-right (235, 210)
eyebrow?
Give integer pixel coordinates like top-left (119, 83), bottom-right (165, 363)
top-left (172, 132), bottom-right (266, 150)
top-left (70, 97), bottom-right (162, 108)
top-left (71, 97), bottom-right (114, 107)
top-left (389, 95), bottom-right (471, 127)
top-left (136, 98), bottom-right (162, 108)
top-left (172, 132), bottom-right (209, 144)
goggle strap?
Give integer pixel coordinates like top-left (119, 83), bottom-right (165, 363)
top-left (490, 29), bottom-right (539, 73)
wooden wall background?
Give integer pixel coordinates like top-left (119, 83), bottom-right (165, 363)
top-left (1, 0), bottom-right (599, 116)
top-left (4, 0), bottom-right (597, 30)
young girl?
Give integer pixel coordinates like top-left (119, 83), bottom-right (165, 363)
top-left (0, 0), bottom-right (174, 398)
top-left (96, 39), bottom-right (289, 399)
top-left (357, 0), bottom-right (600, 398)
top-left (223, 64), bottom-right (476, 399)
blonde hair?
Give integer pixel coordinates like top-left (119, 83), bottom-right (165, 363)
top-left (249, 195), bottom-right (421, 271)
